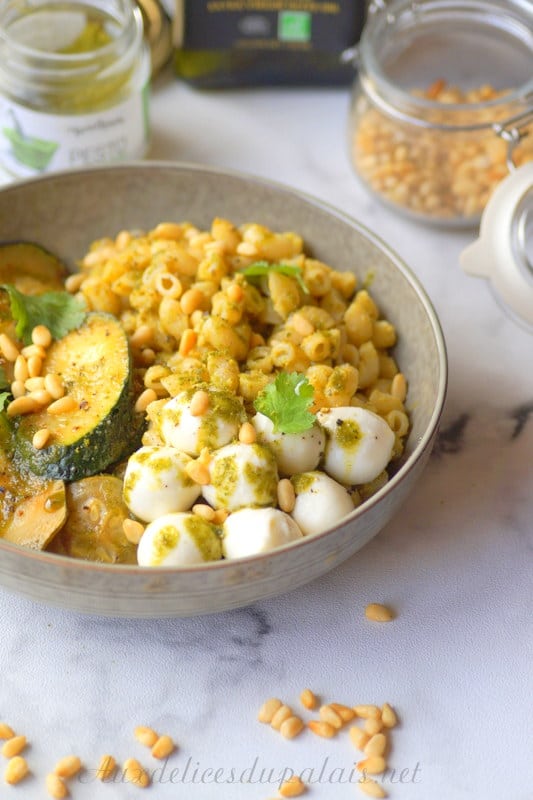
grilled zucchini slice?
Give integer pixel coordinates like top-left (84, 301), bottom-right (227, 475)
top-left (15, 312), bottom-right (139, 481)
top-left (0, 242), bottom-right (67, 294)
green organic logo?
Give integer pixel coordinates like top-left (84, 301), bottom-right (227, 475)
top-left (278, 11), bottom-right (311, 43)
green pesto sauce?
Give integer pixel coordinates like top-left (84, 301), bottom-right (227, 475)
top-left (152, 524), bottom-right (180, 565)
top-left (183, 516), bottom-right (222, 561)
top-left (185, 387), bottom-right (245, 451)
top-left (335, 419), bottom-right (362, 450)
top-left (244, 445), bottom-right (278, 505)
top-left (211, 455), bottom-right (238, 507)
top-left (58, 21), bottom-right (112, 53)
top-left (291, 472), bottom-right (317, 494)
top-left (122, 469), bottom-right (139, 506)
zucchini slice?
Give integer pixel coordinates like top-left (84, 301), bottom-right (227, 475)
top-left (0, 242), bottom-right (67, 294)
top-left (15, 312), bottom-right (139, 481)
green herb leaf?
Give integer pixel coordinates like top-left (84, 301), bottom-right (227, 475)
top-left (0, 391), bottom-right (11, 412)
top-left (1, 285), bottom-right (86, 345)
top-left (240, 261), bottom-right (309, 294)
top-left (254, 372), bottom-right (315, 434)
top-left (0, 366), bottom-right (8, 391)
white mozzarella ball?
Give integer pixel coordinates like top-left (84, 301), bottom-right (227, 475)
top-left (251, 411), bottom-right (325, 476)
top-left (222, 507), bottom-right (303, 559)
top-left (317, 407), bottom-right (395, 486)
top-left (290, 471), bottom-right (354, 536)
top-left (123, 446), bottom-right (201, 522)
top-left (202, 442), bottom-right (278, 511)
top-left (137, 512), bottom-right (222, 567)
top-left (159, 388), bottom-right (245, 455)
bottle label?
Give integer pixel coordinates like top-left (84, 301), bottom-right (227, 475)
top-left (179, 1), bottom-right (364, 53)
top-left (0, 86), bottom-right (150, 179)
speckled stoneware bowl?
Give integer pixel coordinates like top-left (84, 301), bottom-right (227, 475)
top-left (0, 163), bottom-right (447, 617)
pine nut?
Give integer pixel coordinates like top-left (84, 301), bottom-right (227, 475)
top-left (330, 703), bottom-right (356, 723)
top-left (4, 755), bottom-right (29, 785)
top-left (65, 273), bottom-right (85, 293)
top-left (1, 735), bottom-right (26, 758)
top-left (319, 704), bottom-right (343, 729)
top-left (277, 478), bottom-right (296, 513)
top-left (279, 775), bottom-right (306, 797)
top-left (7, 396), bottom-right (40, 416)
top-left (189, 389), bottom-right (209, 416)
top-left (0, 723), bottom-right (15, 739)
top-left (354, 704), bottom-right (381, 719)
top-left (180, 288), bottom-right (204, 316)
top-left (27, 355), bottom-right (43, 378)
top-left (32, 325), bottom-right (52, 348)
top-left (258, 698), bottom-right (282, 723)
top-left (227, 283), bottom-right (244, 303)
top-left (135, 388), bottom-right (158, 413)
top-left (151, 735), bottom-right (175, 759)
top-left (364, 718), bottom-right (383, 736)
top-left (381, 703), bottom-right (398, 729)
top-left (44, 373), bottom-right (65, 400)
top-left (299, 689), bottom-right (318, 710)
top-left (364, 733), bottom-right (387, 757)
top-left (178, 329), bottom-right (197, 357)
top-left (358, 777), bottom-right (388, 798)
top-left (130, 325), bottom-right (154, 349)
top-left (357, 756), bottom-right (386, 775)
top-left (279, 716), bottom-right (304, 740)
top-left (213, 508), bottom-right (228, 524)
top-left (123, 518), bottom-right (145, 545)
top-left (238, 422), bottom-right (256, 444)
top-left (192, 504), bottom-right (216, 522)
top-left (140, 348), bottom-right (156, 366)
top-left (365, 603), bottom-right (394, 622)
top-left (53, 755), bottom-right (82, 779)
top-left (47, 396), bottom-right (78, 415)
top-left (349, 726), bottom-right (370, 751)
top-left (0, 334), bottom-right (20, 362)
top-left (96, 754), bottom-right (116, 781)
top-left (11, 381), bottom-right (25, 399)
top-left (185, 460), bottom-right (210, 486)
top-left (308, 720), bottom-right (336, 738)
top-left (22, 344), bottom-right (47, 360)
top-left (25, 376), bottom-right (46, 392)
top-left (46, 772), bottom-right (69, 798)
top-left (391, 373), bottom-right (407, 402)
top-left (134, 726), bottom-right (159, 748)
top-left (270, 705), bottom-right (293, 731)
top-left (14, 355), bottom-right (29, 383)
top-left (123, 758), bottom-right (150, 788)
top-left (28, 389), bottom-right (53, 407)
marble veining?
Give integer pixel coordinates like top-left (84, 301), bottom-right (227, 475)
top-left (0, 66), bottom-right (532, 800)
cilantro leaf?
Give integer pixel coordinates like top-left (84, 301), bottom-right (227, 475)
top-left (1, 285), bottom-right (86, 345)
top-left (0, 391), bottom-right (11, 412)
top-left (240, 261), bottom-right (309, 294)
top-left (254, 372), bottom-right (315, 434)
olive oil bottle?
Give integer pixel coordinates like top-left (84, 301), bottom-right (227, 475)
top-left (172, 1), bottom-right (367, 88)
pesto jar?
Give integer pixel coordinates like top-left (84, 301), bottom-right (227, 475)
top-left (0, 0), bottom-right (150, 178)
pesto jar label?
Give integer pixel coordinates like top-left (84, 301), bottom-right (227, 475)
top-left (179, 1), bottom-right (364, 53)
top-left (0, 87), bottom-right (150, 179)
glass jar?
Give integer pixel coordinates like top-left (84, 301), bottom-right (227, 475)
top-left (0, 0), bottom-right (150, 179)
top-left (348, 0), bottom-right (533, 227)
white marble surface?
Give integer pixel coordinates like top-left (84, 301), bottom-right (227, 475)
top-left (1, 67), bottom-right (532, 800)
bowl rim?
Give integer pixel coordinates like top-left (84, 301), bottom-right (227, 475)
top-left (0, 160), bottom-right (448, 574)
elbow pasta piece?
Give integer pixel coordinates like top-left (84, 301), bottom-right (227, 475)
top-left (268, 271), bottom-right (301, 319)
top-left (303, 259), bottom-right (332, 296)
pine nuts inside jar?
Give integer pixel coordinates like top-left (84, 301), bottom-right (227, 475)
top-left (348, 0), bottom-right (533, 226)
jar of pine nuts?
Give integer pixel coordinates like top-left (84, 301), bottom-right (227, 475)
top-left (347, 0), bottom-right (533, 227)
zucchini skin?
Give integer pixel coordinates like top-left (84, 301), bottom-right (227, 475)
top-left (14, 313), bottom-right (143, 482)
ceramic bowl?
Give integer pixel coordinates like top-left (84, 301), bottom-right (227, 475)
top-left (0, 162), bottom-right (447, 617)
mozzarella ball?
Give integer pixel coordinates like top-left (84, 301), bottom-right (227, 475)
top-left (123, 445), bottom-right (201, 522)
top-left (290, 471), bottom-right (354, 536)
top-left (251, 411), bottom-right (325, 476)
top-left (222, 507), bottom-right (303, 559)
top-left (317, 407), bottom-right (395, 486)
top-left (137, 512), bottom-right (222, 567)
top-left (159, 387), bottom-right (245, 455)
top-left (202, 442), bottom-right (279, 511)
